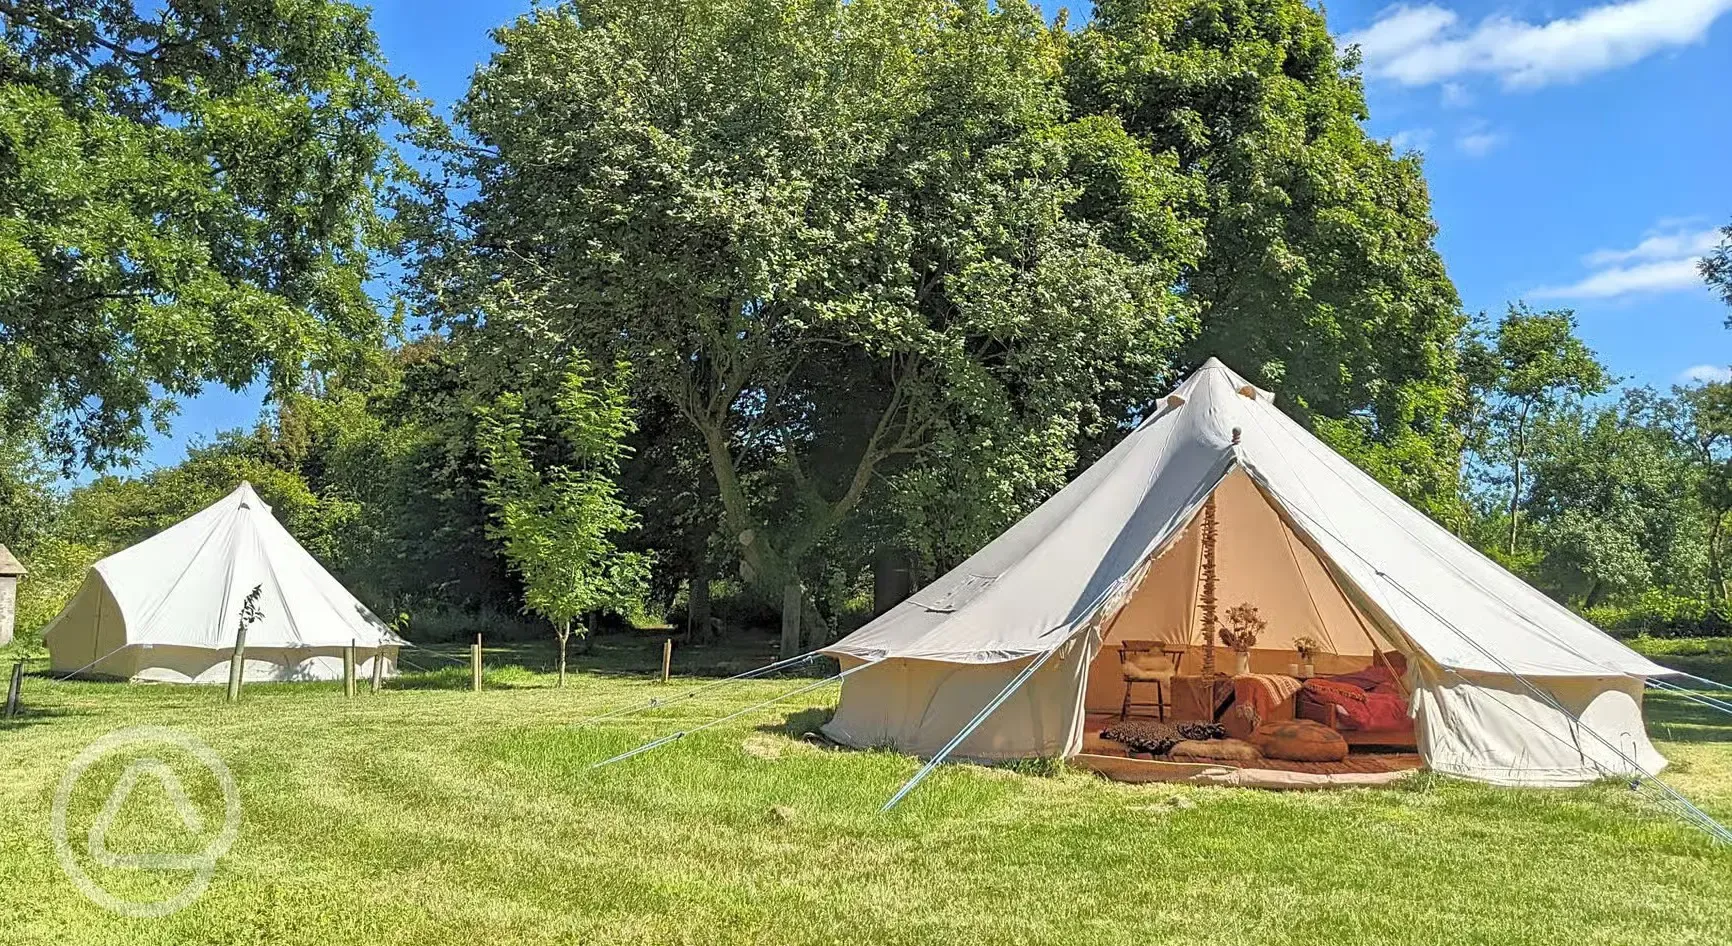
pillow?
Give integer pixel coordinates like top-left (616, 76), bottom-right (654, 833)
top-left (1251, 720), bottom-right (1349, 762)
top-left (1304, 679), bottom-right (1368, 704)
top-left (1326, 654), bottom-right (1408, 692)
top-left (1169, 738), bottom-right (1262, 763)
top-left (1303, 681), bottom-right (1372, 730)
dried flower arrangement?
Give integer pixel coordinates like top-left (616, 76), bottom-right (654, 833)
top-left (1292, 636), bottom-right (1322, 660)
top-left (1219, 602), bottom-right (1266, 653)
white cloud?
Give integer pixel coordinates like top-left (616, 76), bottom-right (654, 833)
top-left (1456, 130), bottom-right (1502, 156)
top-left (1389, 128), bottom-right (1435, 152)
top-left (1532, 224), bottom-right (1724, 299)
top-left (1440, 81), bottom-right (1473, 106)
top-left (1533, 258), bottom-right (1704, 298)
top-left (1583, 227), bottom-right (1722, 266)
top-left (1345, 0), bottom-right (1732, 89)
top-left (1680, 364), bottom-right (1732, 384)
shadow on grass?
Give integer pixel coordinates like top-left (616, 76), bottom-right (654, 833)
top-left (1646, 687), bottom-right (1732, 744)
top-left (390, 629), bottom-right (831, 690)
top-left (0, 705), bottom-right (89, 730)
top-left (756, 706), bottom-right (834, 739)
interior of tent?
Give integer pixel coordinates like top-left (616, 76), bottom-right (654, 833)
top-left (1078, 467), bottom-right (1426, 779)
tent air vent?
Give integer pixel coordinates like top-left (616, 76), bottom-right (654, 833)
top-left (916, 574), bottom-right (996, 613)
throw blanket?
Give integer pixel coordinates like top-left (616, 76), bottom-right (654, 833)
top-left (1231, 673), bottom-right (1304, 729)
top-left (1302, 679), bottom-right (1411, 731)
top-left (1099, 719), bottom-right (1226, 755)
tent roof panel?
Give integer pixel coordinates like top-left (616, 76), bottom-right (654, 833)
top-left (823, 359), bottom-right (1668, 679)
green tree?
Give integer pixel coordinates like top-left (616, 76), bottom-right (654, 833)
top-left (476, 362), bottom-right (651, 686)
top-left (1524, 396), bottom-right (1703, 607)
top-left (420, 0), bottom-right (1201, 650)
top-left (1463, 305), bottom-right (1610, 554)
top-left (1666, 381), bottom-right (1732, 602)
top-left (1065, 0), bottom-right (1467, 503)
top-left (0, 0), bottom-right (426, 470)
top-left (0, 410), bottom-right (58, 554)
top-left (1701, 222), bottom-right (1732, 315)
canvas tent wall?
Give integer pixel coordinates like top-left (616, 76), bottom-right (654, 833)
top-left (820, 358), bottom-right (1671, 787)
top-left (44, 483), bottom-right (404, 683)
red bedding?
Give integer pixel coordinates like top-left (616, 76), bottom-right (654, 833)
top-left (1301, 678), bottom-right (1410, 731)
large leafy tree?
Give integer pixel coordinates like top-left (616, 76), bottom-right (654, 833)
top-left (0, 0), bottom-right (425, 470)
top-left (1665, 381), bottom-right (1732, 602)
top-left (1065, 0), bottom-right (1465, 496)
top-left (1462, 305), bottom-right (1610, 554)
top-left (1524, 395), bottom-right (1704, 607)
top-left (417, 0), bottom-right (1201, 646)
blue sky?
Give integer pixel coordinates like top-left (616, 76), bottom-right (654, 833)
top-left (131, 0), bottom-right (1732, 473)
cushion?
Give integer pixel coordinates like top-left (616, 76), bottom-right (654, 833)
top-left (1304, 679), bottom-right (1368, 703)
top-left (1252, 719), bottom-right (1349, 762)
top-left (1169, 738), bottom-right (1262, 763)
top-left (1123, 652), bottom-right (1175, 679)
top-left (1325, 654), bottom-right (1408, 693)
top-left (1123, 662), bottom-right (1173, 682)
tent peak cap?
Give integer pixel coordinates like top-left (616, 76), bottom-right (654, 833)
top-left (0, 543), bottom-right (23, 576)
top-left (230, 481), bottom-right (272, 512)
top-left (1175, 357), bottom-right (1276, 405)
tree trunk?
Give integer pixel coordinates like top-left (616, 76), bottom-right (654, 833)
top-left (1506, 456), bottom-right (1522, 555)
top-left (1507, 404), bottom-right (1530, 556)
top-left (1710, 512), bottom-right (1727, 603)
top-left (579, 612), bottom-right (596, 654)
top-left (873, 548), bottom-right (915, 616)
top-left (556, 624), bottom-right (569, 688)
top-left (687, 566), bottom-right (712, 642)
top-left (780, 580), bottom-right (802, 659)
top-left (1582, 578), bottom-right (1604, 609)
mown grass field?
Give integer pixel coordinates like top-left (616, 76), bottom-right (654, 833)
top-left (1, 633), bottom-right (1730, 945)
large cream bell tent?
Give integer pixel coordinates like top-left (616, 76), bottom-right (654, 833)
top-left (44, 483), bottom-right (405, 684)
top-left (820, 358), bottom-right (1673, 788)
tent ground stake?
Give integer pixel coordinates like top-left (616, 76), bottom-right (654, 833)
top-left (343, 641), bottom-right (357, 698)
top-left (661, 638), bottom-right (672, 684)
top-left (371, 648), bottom-right (385, 694)
top-left (471, 635), bottom-right (483, 693)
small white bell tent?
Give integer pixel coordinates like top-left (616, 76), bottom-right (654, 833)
top-left (820, 358), bottom-right (1672, 788)
top-left (44, 483), bottom-right (404, 684)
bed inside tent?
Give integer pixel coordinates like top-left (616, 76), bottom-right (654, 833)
top-left (1076, 466), bottom-right (1426, 785)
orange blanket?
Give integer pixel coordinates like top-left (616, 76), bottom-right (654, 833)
top-left (1232, 673), bottom-right (1304, 729)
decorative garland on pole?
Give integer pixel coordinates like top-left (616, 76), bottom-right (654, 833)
top-left (1200, 494), bottom-right (1219, 688)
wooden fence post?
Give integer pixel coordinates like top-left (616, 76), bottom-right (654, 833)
top-left (4, 660), bottom-right (22, 719)
top-left (661, 638), bottom-right (672, 684)
top-left (471, 634), bottom-right (483, 693)
top-left (370, 647), bottom-right (385, 694)
top-left (343, 640), bottom-right (357, 698)
top-left (226, 623), bottom-right (248, 703)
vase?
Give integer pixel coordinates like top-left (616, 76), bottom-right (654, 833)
top-left (1233, 651), bottom-right (1250, 676)
top-left (1300, 661), bottom-right (1315, 678)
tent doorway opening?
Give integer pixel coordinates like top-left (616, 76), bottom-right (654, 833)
top-left (1079, 467), bottom-right (1423, 780)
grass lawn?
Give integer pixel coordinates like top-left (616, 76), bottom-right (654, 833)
top-left (2, 633), bottom-right (1730, 945)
